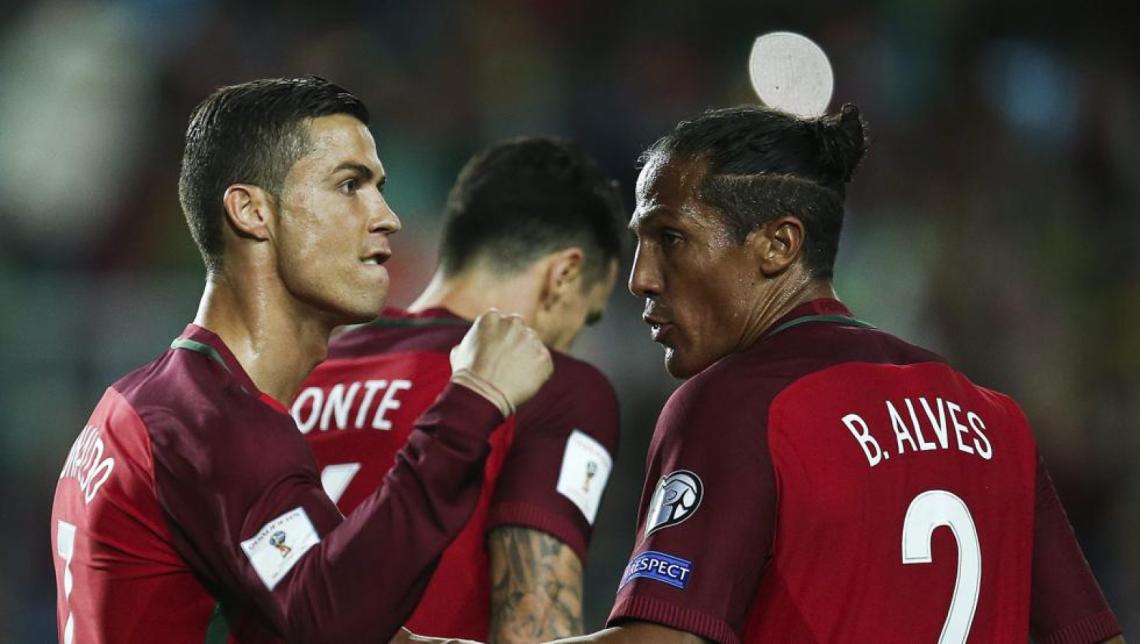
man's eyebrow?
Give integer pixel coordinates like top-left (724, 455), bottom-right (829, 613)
top-left (628, 206), bottom-right (669, 231)
top-left (331, 161), bottom-right (377, 180)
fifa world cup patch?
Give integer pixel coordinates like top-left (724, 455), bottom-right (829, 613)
top-left (556, 429), bottom-right (613, 525)
top-left (241, 507), bottom-right (320, 590)
top-left (644, 470), bottom-right (703, 536)
top-left (620, 550), bottom-right (693, 590)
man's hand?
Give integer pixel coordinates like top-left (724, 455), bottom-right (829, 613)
top-left (450, 310), bottom-right (553, 416)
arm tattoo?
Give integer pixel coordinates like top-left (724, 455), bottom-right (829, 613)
top-left (489, 526), bottom-right (584, 643)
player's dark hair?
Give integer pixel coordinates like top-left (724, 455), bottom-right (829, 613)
top-left (439, 137), bottom-right (626, 286)
top-left (178, 76), bottom-right (369, 273)
top-left (642, 103), bottom-right (867, 278)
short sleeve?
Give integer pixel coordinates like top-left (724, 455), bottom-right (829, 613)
top-left (1029, 452), bottom-right (1122, 643)
top-left (486, 354), bottom-right (620, 562)
top-left (607, 368), bottom-right (778, 644)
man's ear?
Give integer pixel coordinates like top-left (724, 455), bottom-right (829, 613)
top-left (539, 247), bottom-right (585, 308)
top-left (749, 215), bottom-right (806, 277)
top-left (222, 184), bottom-right (276, 242)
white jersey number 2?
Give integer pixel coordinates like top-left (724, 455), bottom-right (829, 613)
top-left (901, 490), bottom-right (981, 644)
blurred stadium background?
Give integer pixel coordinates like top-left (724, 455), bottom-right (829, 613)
top-left (1, 0), bottom-right (1136, 640)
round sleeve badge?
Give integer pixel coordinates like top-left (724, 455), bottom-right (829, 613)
top-left (645, 470), bottom-right (704, 536)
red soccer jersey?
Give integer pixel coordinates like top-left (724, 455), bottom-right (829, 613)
top-left (50, 324), bottom-right (505, 643)
top-left (294, 307), bottom-right (621, 640)
top-left (609, 299), bottom-right (1121, 644)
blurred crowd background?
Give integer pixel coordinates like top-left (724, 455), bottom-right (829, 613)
top-left (1, 0), bottom-right (1137, 640)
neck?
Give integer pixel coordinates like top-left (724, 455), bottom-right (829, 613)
top-left (737, 274), bottom-right (837, 351)
top-left (408, 266), bottom-right (540, 324)
top-left (193, 268), bottom-right (332, 403)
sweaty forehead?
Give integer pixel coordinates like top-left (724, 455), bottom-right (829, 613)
top-left (299, 113), bottom-right (383, 173)
top-left (635, 153), bottom-right (708, 212)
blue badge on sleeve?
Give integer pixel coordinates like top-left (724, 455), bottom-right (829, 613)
top-left (620, 550), bottom-right (693, 590)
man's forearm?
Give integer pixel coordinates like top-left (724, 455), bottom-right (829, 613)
top-left (269, 385), bottom-right (503, 641)
top-left (489, 526), bottom-right (584, 642)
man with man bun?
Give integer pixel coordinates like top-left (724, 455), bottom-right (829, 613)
top-left (552, 104), bottom-right (1122, 643)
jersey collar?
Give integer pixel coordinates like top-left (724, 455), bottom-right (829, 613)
top-left (371, 306), bottom-right (470, 328)
top-left (383, 306), bottom-right (463, 320)
top-left (763, 298), bottom-right (871, 338)
top-left (171, 324), bottom-right (289, 414)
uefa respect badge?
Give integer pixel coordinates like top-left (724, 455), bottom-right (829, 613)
top-left (620, 550), bottom-right (693, 590)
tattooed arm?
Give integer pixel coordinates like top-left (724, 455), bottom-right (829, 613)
top-left (489, 526), bottom-right (584, 643)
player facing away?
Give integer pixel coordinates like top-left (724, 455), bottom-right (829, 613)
top-left (49, 77), bottom-right (554, 644)
top-left (551, 106), bottom-right (1125, 644)
top-left (293, 138), bottom-right (626, 643)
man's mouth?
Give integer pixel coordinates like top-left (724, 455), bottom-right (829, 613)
top-left (643, 313), bottom-right (673, 343)
top-left (360, 250), bottom-right (391, 266)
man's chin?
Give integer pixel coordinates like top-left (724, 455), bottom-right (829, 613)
top-left (663, 348), bottom-right (691, 379)
top-left (326, 295), bottom-right (386, 328)
top-left (664, 347), bottom-right (716, 380)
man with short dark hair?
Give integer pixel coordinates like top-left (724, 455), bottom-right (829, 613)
top-left (50, 77), bottom-right (552, 643)
top-left (295, 137), bottom-right (626, 643)
top-left (553, 105), bottom-right (1123, 643)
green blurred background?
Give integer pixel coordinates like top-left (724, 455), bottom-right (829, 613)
top-left (1, 0), bottom-right (1136, 640)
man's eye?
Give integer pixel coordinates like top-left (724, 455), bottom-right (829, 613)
top-left (338, 178), bottom-right (359, 194)
top-left (662, 230), bottom-right (683, 246)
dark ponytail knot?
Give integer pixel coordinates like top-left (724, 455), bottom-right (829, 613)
top-left (810, 103), bottom-right (868, 189)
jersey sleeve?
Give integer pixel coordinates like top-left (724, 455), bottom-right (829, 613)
top-left (607, 368), bottom-right (777, 644)
top-left (486, 355), bottom-right (620, 562)
top-left (148, 382), bottom-right (502, 643)
top-left (1029, 452), bottom-right (1122, 643)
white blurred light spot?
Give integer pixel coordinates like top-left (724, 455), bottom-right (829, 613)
top-left (749, 31), bottom-right (834, 117)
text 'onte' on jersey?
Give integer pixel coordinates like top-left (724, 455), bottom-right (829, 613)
top-left (51, 323), bottom-right (509, 643)
top-left (292, 307), bottom-right (621, 641)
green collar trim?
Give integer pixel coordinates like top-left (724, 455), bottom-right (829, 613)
top-left (766, 314), bottom-right (876, 338)
top-left (170, 338), bottom-right (232, 374)
top-left (365, 316), bottom-right (469, 329)
top-left (203, 603), bottom-right (229, 644)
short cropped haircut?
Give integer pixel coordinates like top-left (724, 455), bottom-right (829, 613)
top-left (438, 138), bottom-right (626, 285)
top-left (642, 103), bottom-right (868, 278)
top-left (178, 76), bottom-right (369, 273)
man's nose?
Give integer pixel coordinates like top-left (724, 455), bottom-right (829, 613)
top-left (369, 196), bottom-right (401, 235)
top-left (628, 247), bottom-right (662, 298)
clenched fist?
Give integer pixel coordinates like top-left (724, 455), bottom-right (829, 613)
top-left (449, 310), bottom-right (553, 417)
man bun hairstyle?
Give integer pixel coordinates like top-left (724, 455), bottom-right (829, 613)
top-left (439, 137), bottom-right (626, 286)
top-left (178, 76), bottom-right (369, 273)
top-left (643, 103), bottom-right (868, 278)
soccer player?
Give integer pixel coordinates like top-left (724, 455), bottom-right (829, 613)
top-left (293, 138), bottom-right (625, 643)
top-left (553, 105), bottom-right (1125, 643)
top-left (49, 77), bottom-right (553, 643)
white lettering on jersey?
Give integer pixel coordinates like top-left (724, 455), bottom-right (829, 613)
top-left (240, 507), bottom-right (320, 591)
top-left (843, 413), bottom-right (885, 467)
top-left (59, 424), bottom-right (116, 504)
top-left (556, 430), bottom-right (612, 525)
top-left (844, 397), bottom-right (994, 467)
top-left (291, 379), bottom-right (413, 434)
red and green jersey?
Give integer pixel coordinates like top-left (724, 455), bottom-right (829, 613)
top-left (609, 299), bottom-right (1121, 644)
top-left (294, 307), bottom-right (620, 640)
top-left (50, 324), bottom-right (505, 643)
